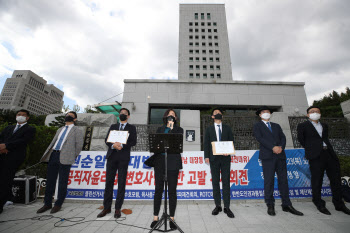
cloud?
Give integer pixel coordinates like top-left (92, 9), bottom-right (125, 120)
top-left (0, 0), bottom-right (349, 108)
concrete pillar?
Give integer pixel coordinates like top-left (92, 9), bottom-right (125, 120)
top-left (270, 112), bottom-right (294, 149)
top-left (341, 99), bottom-right (350, 122)
top-left (180, 110), bottom-right (201, 151)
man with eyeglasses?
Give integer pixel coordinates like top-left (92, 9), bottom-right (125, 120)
top-left (297, 106), bottom-right (350, 215)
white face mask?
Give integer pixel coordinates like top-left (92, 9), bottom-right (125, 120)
top-left (261, 113), bottom-right (271, 120)
top-left (16, 116), bottom-right (27, 123)
top-left (309, 113), bottom-right (321, 121)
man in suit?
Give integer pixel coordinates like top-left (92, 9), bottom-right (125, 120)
top-left (0, 109), bottom-right (36, 214)
top-left (204, 108), bottom-right (235, 218)
top-left (253, 106), bottom-right (303, 216)
top-left (97, 108), bottom-right (137, 219)
top-left (297, 106), bottom-right (350, 215)
top-left (37, 111), bottom-right (84, 214)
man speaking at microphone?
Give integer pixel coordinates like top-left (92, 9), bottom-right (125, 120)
top-left (97, 108), bottom-right (137, 219)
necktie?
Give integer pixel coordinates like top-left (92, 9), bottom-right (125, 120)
top-left (119, 124), bottom-right (124, 130)
top-left (13, 125), bottom-right (21, 134)
top-left (267, 122), bottom-right (272, 132)
top-left (54, 126), bottom-right (69, 150)
top-left (217, 125), bottom-right (222, 141)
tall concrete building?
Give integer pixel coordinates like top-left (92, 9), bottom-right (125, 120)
top-left (178, 4), bottom-right (232, 81)
top-left (0, 70), bottom-right (64, 115)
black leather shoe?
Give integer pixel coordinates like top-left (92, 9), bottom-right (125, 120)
top-left (97, 208), bottom-right (111, 218)
top-left (282, 206), bottom-right (304, 216)
top-left (224, 207), bottom-right (235, 218)
top-left (150, 220), bottom-right (159, 228)
top-left (335, 205), bottom-right (350, 215)
top-left (317, 206), bottom-right (331, 215)
top-left (114, 209), bottom-right (121, 218)
top-left (267, 205), bottom-right (276, 216)
top-left (170, 221), bottom-right (177, 230)
top-left (37, 205), bottom-right (52, 214)
top-left (50, 206), bottom-right (61, 214)
top-left (212, 206), bottom-right (222, 215)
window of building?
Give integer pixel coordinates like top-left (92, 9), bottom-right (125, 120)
top-left (214, 35), bottom-right (218, 39)
top-left (202, 57), bottom-right (207, 62)
top-left (201, 22), bottom-right (205, 26)
top-left (202, 50), bottom-right (206, 54)
top-left (195, 22), bottom-right (198, 26)
top-left (216, 57), bottom-right (220, 62)
top-left (213, 22), bottom-right (217, 26)
top-left (201, 29), bottom-right (205, 33)
top-left (208, 22), bottom-right (211, 26)
top-left (195, 42), bottom-right (199, 46)
top-left (195, 50), bottom-right (199, 54)
top-left (214, 29), bottom-right (217, 33)
top-left (208, 29), bottom-right (212, 33)
top-left (189, 50), bottom-right (193, 54)
top-left (216, 65), bottom-right (220, 70)
top-left (202, 42), bottom-right (206, 46)
top-left (196, 65), bottom-right (200, 70)
top-left (203, 73), bottom-right (207, 78)
top-left (189, 35), bottom-right (193, 39)
top-left (196, 73), bottom-right (200, 78)
top-left (195, 35), bottom-right (199, 39)
top-left (209, 42), bottom-right (213, 46)
top-left (215, 43), bottom-right (219, 46)
top-left (195, 29), bottom-right (199, 32)
top-left (210, 73), bottom-right (214, 78)
top-left (189, 42), bottom-right (193, 46)
top-left (189, 22), bottom-right (193, 26)
top-left (201, 13), bottom-right (204, 19)
top-left (189, 65), bottom-right (193, 70)
top-left (195, 57), bottom-right (200, 61)
top-left (210, 65), bottom-right (214, 70)
top-left (208, 35), bottom-right (212, 39)
top-left (190, 73), bottom-right (194, 78)
top-left (209, 50), bottom-right (213, 54)
top-left (203, 65), bottom-right (207, 70)
top-left (215, 50), bottom-right (219, 54)
top-left (195, 13), bottom-right (198, 20)
top-left (202, 35), bottom-right (205, 39)
top-left (189, 57), bottom-right (193, 61)
top-left (209, 57), bottom-right (214, 62)
top-left (189, 28), bottom-right (193, 32)
top-left (207, 13), bottom-right (211, 20)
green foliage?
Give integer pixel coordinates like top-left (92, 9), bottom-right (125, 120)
top-left (49, 115), bottom-right (66, 128)
top-left (339, 155), bottom-right (350, 177)
top-left (0, 109), bottom-right (46, 125)
top-left (312, 87), bottom-right (350, 117)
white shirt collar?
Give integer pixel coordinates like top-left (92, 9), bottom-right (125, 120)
top-left (261, 120), bottom-right (270, 124)
top-left (214, 122), bottom-right (222, 127)
top-left (64, 124), bottom-right (74, 128)
top-left (16, 122), bottom-right (27, 127)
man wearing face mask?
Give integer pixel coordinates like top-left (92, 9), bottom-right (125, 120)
top-left (253, 106), bottom-right (303, 216)
top-left (37, 111), bottom-right (83, 214)
top-left (97, 108), bottom-right (137, 219)
top-left (0, 109), bottom-right (36, 214)
top-left (204, 108), bottom-right (235, 218)
top-left (297, 106), bottom-right (350, 215)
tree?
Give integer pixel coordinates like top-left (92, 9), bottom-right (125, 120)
top-left (312, 87), bottom-right (350, 117)
top-left (48, 115), bottom-right (66, 128)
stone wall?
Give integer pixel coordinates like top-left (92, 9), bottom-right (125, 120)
top-left (341, 99), bottom-right (350, 121)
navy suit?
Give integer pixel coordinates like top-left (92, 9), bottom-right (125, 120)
top-left (253, 121), bottom-right (291, 207)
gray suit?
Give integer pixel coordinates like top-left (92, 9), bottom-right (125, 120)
top-left (41, 126), bottom-right (84, 165)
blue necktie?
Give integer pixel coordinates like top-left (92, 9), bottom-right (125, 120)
top-left (119, 124), bottom-right (124, 130)
top-left (217, 125), bottom-right (222, 141)
top-left (54, 126), bottom-right (69, 150)
top-left (267, 122), bottom-right (272, 132)
top-left (13, 125), bottom-right (21, 134)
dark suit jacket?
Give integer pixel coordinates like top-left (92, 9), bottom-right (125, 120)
top-left (105, 123), bottom-right (137, 161)
top-left (204, 123), bottom-right (234, 161)
top-left (297, 120), bottom-right (336, 160)
top-left (0, 124), bottom-right (36, 162)
top-left (154, 125), bottom-right (184, 170)
top-left (253, 121), bottom-right (286, 160)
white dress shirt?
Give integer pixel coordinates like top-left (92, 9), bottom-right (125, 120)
top-left (310, 120), bottom-right (327, 146)
top-left (53, 124), bottom-right (74, 150)
top-left (261, 120), bottom-right (271, 130)
top-left (214, 122), bottom-right (222, 141)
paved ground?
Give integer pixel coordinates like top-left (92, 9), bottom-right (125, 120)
top-left (0, 198), bottom-right (349, 233)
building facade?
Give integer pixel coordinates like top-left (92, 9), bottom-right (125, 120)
top-left (0, 70), bottom-right (64, 115)
top-left (178, 4), bottom-right (232, 81)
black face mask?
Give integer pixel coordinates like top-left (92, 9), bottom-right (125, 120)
top-left (65, 115), bottom-right (75, 122)
top-left (119, 114), bottom-right (127, 121)
top-left (167, 116), bottom-right (176, 123)
top-left (214, 114), bottom-right (223, 120)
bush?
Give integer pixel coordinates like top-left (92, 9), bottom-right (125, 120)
top-left (339, 155), bottom-right (350, 177)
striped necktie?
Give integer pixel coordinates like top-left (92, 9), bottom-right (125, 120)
top-left (54, 126), bottom-right (69, 150)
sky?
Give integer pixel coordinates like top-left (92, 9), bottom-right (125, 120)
top-left (0, 0), bottom-right (349, 110)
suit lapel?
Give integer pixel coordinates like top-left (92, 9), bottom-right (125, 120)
top-left (11, 124), bottom-right (27, 136)
top-left (260, 121), bottom-right (273, 136)
top-left (211, 125), bottom-right (218, 141)
top-left (306, 120), bottom-right (322, 138)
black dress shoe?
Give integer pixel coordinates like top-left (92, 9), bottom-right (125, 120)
top-left (335, 205), bottom-right (350, 215)
top-left (170, 221), bottom-right (177, 230)
top-left (114, 209), bottom-right (121, 218)
top-left (267, 205), bottom-right (276, 216)
top-left (150, 220), bottom-right (159, 228)
top-left (37, 205), bottom-right (52, 214)
top-left (282, 206), bottom-right (304, 216)
top-left (50, 206), bottom-right (61, 214)
top-left (224, 207), bottom-right (235, 218)
top-left (317, 206), bottom-right (331, 215)
top-left (212, 206), bottom-right (222, 215)
top-left (97, 208), bottom-right (111, 218)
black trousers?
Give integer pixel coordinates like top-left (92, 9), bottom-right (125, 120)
top-left (261, 157), bottom-right (291, 207)
top-left (44, 151), bottom-right (71, 207)
top-left (153, 166), bottom-right (179, 217)
top-left (210, 156), bottom-right (231, 208)
top-left (103, 153), bottom-right (128, 210)
top-left (0, 156), bottom-right (23, 208)
top-left (309, 149), bottom-right (344, 209)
